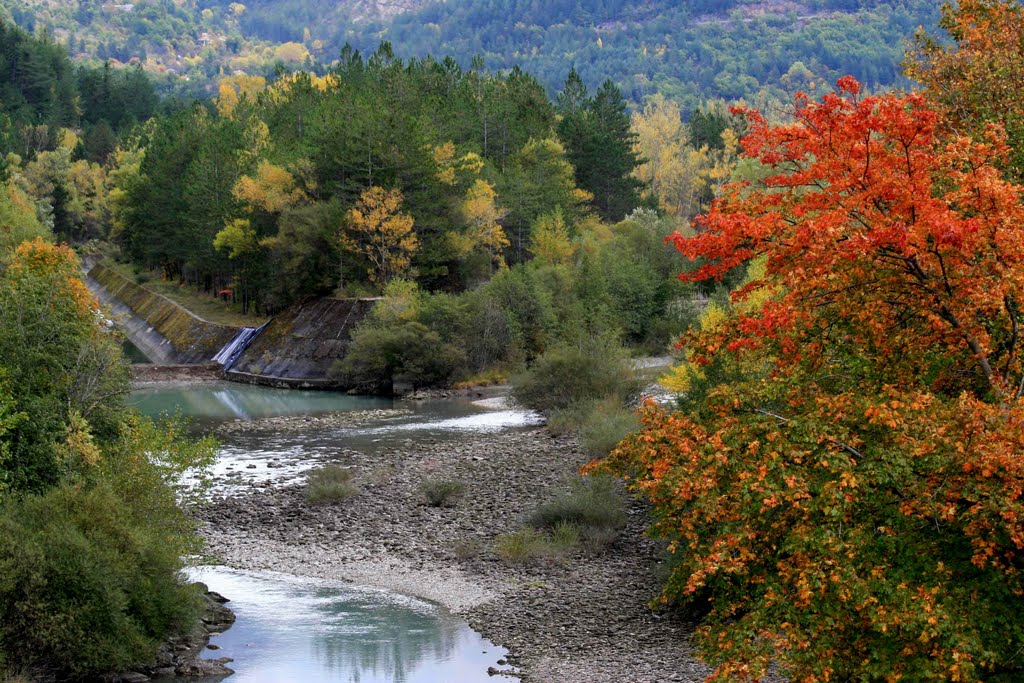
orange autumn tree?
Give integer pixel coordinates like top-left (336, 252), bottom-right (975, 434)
top-left (592, 79), bottom-right (1024, 681)
top-left (906, 0), bottom-right (1024, 180)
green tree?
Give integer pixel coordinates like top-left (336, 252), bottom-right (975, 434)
top-left (558, 76), bottom-right (646, 221)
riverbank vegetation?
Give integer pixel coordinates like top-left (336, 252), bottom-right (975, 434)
top-left (0, 137), bottom-right (215, 678)
top-left (589, 2), bottom-right (1024, 680)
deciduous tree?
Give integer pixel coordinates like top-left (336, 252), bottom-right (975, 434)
top-left (907, 0), bottom-right (1024, 179)
top-left (593, 79), bottom-right (1024, 682)
top-left (343, 186), bottom-right (418, 285)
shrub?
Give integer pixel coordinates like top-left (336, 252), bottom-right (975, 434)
top-left (0, 483), bottom-right (201, 680)
top-left (305, 465), bottom-right (357, 503)
top-left (419, 478), bottom-right (466, 507)
top-left (512, 333), bottom-right (641, 415)
top-left (529, 474), bottom-right (626, 553)
top-left (578, 397), bottom-right (641, 458)
top-left (495, 528), bottom-right (551, 563)
top-left (331, 320), bottom-right (466, 394)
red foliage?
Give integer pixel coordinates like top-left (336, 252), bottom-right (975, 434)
top-left (592, 82), bottom-right (1024, 681)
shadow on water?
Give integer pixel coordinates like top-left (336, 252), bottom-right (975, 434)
top-left (172, 568), bottom-right (514, 683)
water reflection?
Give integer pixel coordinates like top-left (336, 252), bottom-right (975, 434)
top-left (123, 339), bottom-right (152, 364)
top-left (130, 382), bottom-right (393, 422)
top-left (186, 568), bottom-right (513, 683)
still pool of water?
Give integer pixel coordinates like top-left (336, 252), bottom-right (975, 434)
top-left (175, 567), bottom-right (514, 683)
top-left (130, 382), bottom-right (395, 423)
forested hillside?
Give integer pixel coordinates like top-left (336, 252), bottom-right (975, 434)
top-left (379, 0), bottom-right (940, 106)
top-left (1, 0), bottom-right (940, 107)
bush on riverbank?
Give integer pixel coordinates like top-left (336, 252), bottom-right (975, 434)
top-left (512, 334), bottom-right (642, 416)
top-left (419, 479), bottom-right (466, 507)
top-left (529, 475), bottom-right (627, 551)
top-left (0, 484), bottom-right (202, 680)
top-left (496, 475), bottom-right (627, 563)
top-left (305, 465), bottom-right (358, 503)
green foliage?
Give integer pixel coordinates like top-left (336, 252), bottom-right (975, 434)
top-left (305, 465), bottom-right (357, 503)
top-left (419, 478), bottom-right (466, 508)
top-left (0, 20), bottom-right (156, 159)
top-left (0, 482), bottom-right (202, 680)
top-left (0, 184), bottom-right (45, 261)
top-left (557, 75), bottom-right (646, 222)
top-left (0, 242), bottom-right (129, 492)
top-left (512, 334), bottom-right (641, 415)
top-left (332, 319), bottom-right (466, 394)
top-left (528, 474), bottom-right (626, 552)
top-left (577, 397), bottom-right (641, 459)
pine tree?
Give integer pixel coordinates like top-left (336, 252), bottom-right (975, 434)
top-left (557, 74), bottom-right (645, 222)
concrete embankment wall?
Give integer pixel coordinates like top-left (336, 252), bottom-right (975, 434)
top-left (87, 263), bottom-right (241, 364)
top-left (226, 298), bottom-right (376, 389)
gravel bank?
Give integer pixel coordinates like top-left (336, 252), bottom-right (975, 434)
top-left (195, 426), bottom-right (713, 682)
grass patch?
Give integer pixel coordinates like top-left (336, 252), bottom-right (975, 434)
top-left (495, 523), bottom-right (583, 564)
top-left (494, 476), bottom-right (628, 564)
top-left (419, 478), bottom-right (466, 507)
top-left (305, 465), bottom-right (358, 503)
top-left (528, 474), bottom-right (627, 553)
top-left (453, 368), bottom-right (509, 389)
top-left (495, 528), bottom-right (554, 563)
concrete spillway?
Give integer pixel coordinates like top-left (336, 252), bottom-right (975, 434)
top-left (87, 263), bottom-right (242, 364)
top-left (88, 262), bottom-right (374, 387)
top-left (226, 298), bottom-right (376, 388)
top-left (213, 324), bottom-right (267, 370)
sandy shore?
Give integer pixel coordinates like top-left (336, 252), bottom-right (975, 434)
top-left (195, 425), bottom-right (714, 682)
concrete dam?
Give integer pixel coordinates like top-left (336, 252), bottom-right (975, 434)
top-left (87, 263), bottom-right (372, 388)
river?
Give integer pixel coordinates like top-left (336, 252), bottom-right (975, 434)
top-left (132, 381), bottom-right (537, 682)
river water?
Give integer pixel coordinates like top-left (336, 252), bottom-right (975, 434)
top-left (131, 382), bottom-right (536, 682)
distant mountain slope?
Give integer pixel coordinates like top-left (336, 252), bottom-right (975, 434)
top-left (0, 0), bottom-right (939, 107)
top-left (363, 0), bottom-right (940, 106)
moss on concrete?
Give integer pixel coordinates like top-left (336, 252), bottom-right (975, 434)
top-left (90, 264), bottom-right (240, 364)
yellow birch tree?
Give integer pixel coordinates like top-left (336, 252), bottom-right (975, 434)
top-left (343, 187), bottom-right (418, 285)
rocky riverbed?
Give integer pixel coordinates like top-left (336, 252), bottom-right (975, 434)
top-left (195, 425), bottom-right (715, 682)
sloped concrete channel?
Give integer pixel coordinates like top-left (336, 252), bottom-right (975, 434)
top-left (87, 263), bottom-right (240, 364)
top-left (86, 263), bottom-right (372, 388)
